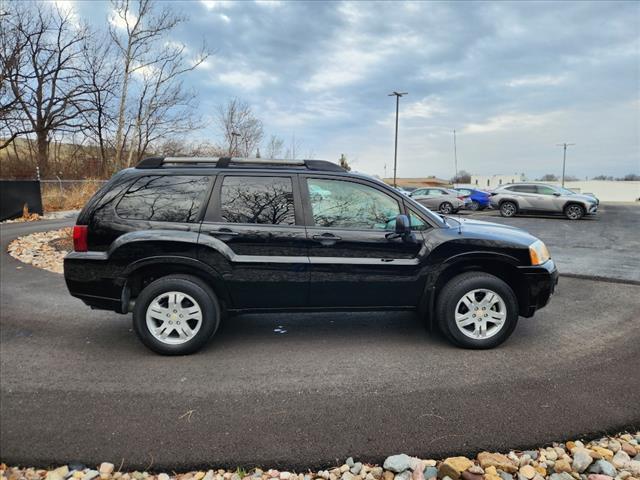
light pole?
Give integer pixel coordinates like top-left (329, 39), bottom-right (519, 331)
top-left (231, 132), bottom-right (241, 157)
top-left (556, 143), bottom-right (575, 187)
top-left (388, 91), bottom-right (407, 187)
top-left (453, 129), bottom-right (458, 184)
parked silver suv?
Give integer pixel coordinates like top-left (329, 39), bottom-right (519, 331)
top-left (490, 183), bottom-right (598, 220)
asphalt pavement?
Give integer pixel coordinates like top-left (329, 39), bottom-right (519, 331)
top-left (459, 203), bottom-right (640, 283)
top-left (1, 211), bottom-right (639, 470)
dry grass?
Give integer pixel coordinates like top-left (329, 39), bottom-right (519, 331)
top-left (41, 180), bottom-right (103, 211)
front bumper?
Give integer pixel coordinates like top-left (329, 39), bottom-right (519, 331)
top-left (587, 204), bottom-right (598, 214)
top-left (518, 259), bottom-right (559, 317)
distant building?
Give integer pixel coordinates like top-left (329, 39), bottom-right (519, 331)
top-left (382, 176), bottom-right (451, 188)
top-left (470, 174), bottom-right (526, 189)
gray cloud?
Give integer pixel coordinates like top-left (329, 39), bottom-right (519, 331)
top-left (76, 0), bottom-right (639, 178)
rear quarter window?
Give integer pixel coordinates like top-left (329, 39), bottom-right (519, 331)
top-left (116, 175), bottom-right (211, 222)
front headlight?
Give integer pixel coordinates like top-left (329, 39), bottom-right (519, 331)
top-left (529, 239), bottom-right (550, 265)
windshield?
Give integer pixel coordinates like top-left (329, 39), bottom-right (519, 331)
top-left (411, 200), bottom-right (449, 227)
top-left (556, 186), bottom-right (576, 195)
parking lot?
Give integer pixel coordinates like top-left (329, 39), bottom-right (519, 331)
top-left (459, 203), bottom-right (640, 283)
top-left (1, 203), bottom-right (639, 469)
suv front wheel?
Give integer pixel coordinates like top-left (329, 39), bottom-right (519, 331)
top-left (436, 272), bottom-right (519, 349)
top-left (133, 274), bottom-right (220, 355)
top-left (564, 203), bottom-right (585, 220)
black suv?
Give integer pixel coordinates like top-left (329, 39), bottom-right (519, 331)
top-left (64, 157), bottom-right (558, 354)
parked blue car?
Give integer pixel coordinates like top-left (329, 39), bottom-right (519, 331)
top-left (453, 188), bottom-right (491, 211)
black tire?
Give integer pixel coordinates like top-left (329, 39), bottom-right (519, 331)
top-left (564, 203), bottom-right (585, 220)
top-left (436, 272), bottom-right (519, 349)
top-left (500, 201), bottom-right (517, 217)
top-left (468, 200), bottom-right (480, 211)
top-left (133, 274), bottom-right (220, 355)
top-left (439, 202), bottom-right (454, 214)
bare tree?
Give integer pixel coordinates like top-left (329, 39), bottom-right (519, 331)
top-left (0, 3), bottom-right (32, 149)
top-left (109, 0), bottom-right (186, 170)
top-left (284, 134), bottom-right (303, 160)
top-left (124, 41), bottom-right (207, 166)
top-left (265, 134), bottom-right (284, 159)
top-left (79, 33), bottom-right (120, 174)
top-left (0, 3), bottom-right (91, 176)
top-left (216, 98), bottom-right (264, 157)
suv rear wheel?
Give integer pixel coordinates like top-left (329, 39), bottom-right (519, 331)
top-left (500, 201), bottom-right (517, 217)
top-left (133, 274), bottom-right (220, 355)
top-left (436, 272), bottom-right (518, 349)
top-left (564, 203), bottom-right (584, 220)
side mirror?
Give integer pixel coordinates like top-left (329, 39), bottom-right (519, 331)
top-left (387, 214), bottom-right (414, 242)
top-left (395, 214), bottom-right (410, 234)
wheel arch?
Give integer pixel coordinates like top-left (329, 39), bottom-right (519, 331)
top-left (423, 254), bottom-right (530, 328)
top-left (498, 198), bottom-right (519, 210)
top-left (122, 256), bottom-right (232, 311)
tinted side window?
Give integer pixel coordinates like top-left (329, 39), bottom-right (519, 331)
top-left (116, 175), bottom-right (210, 222)
top-left (220, 176), bottom-right (295, 225)
top-left (308, 178), bottom-right (400, 230)
top-left (537, 186), bottom-right (556, 195)
top-left (512, 185), bottom-right (537, 193)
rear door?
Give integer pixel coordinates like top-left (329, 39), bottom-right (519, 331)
top-left (302, 175), bottom-right (426, 308)
top-left (198, 173), bottom-right (309, 308)
top-left (510, 185), bottom-right (539, 209)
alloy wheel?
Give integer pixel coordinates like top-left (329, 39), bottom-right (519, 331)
top-left (440, 202), bottom-right (453, 214)
top-left (566, 205), bottom-right (584, 220)
top-left (146, 291), bottom-right (203, 345)
top-left (501, 202), bottom-right (516, 217)
top-left (454, 288), bottom-right (507, 339)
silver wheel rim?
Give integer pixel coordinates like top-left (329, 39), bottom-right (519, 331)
top-left (567, 205), bottom-right (582, 219)
top-left (502, 203), bottom-right (515, 216)
top-left (469, 201), bottom-right (479, 211)
top-left (454, 288), bottom-right (507, 340)
top-left (146, 291), bottom-right (203, 345)
top-left (441, 203), bottom-right (452, 214)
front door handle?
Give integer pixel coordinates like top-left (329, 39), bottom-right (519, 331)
top-left (208, 228), bottom-right (239, 237)
top-left (312, 233), bottom-right (341, 245)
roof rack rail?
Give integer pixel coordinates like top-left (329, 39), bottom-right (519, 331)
top-left (135, 156), bottom-right (345, 172)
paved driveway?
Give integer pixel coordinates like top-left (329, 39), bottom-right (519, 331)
top-left (1, 217), bottom-right (639, 470)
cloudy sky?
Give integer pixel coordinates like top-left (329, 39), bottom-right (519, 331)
top-left (69, 0), bottom-right (638, 179)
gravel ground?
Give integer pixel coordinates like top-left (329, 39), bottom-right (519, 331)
top-left (1, 433), bottom-right (638, 480)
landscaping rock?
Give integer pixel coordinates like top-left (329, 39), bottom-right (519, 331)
top-left (438, 458), bottom-right (474, 480)
top-left (573, 450), bottom-right (594, 473)
top-left (589, 461), bottom-right (616, 477)
top-left (384, 456), bottom-right (414, 474)
top-left (478, 453), bottom-right (519, 474)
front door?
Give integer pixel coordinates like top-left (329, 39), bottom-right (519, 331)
top-left (198, 174), bottom-right (309, 309)
top-left (302, 176), bottom-right (425, 308)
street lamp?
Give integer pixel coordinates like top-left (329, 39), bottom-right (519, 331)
top-left (388, 91), bottom-right (407, 187)
top-left (556, 143), bottom-right (575, 187)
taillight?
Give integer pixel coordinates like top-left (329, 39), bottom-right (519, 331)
top-left (458, 196), bottom-right (465, 200)
top-left (73, 225), bottom-right (88, 252)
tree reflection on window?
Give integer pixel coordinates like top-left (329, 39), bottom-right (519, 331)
top-left (116, 176), bottom-right (210, 222)
top-left (221, 176), bottom-right (295, 225)
top-left (308, 178), bottom-right (400, 230)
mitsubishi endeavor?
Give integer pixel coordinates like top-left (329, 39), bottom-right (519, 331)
top-left (64, 157), bottom-right (558, 354)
